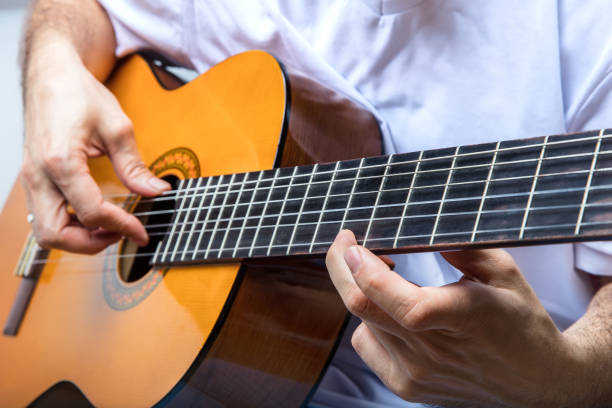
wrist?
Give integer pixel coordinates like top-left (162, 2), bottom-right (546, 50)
top-left (23, 33), bottom-right (91, 111)
top-left (25, 31), bottom-right (84, 84)
top-left (549, 331), bottom-right (604, 408)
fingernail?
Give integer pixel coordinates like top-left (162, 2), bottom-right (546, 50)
top-left (148, 177), bottom-right (171, 192)
top-left (345, 245), bottom-right (362, 274)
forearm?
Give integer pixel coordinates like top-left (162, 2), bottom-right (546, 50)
top-left (563, 277), bottom-right (612, 407)
top-left (22, 0), bottom-right (117, 92)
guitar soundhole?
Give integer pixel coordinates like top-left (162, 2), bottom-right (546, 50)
top-left (119, 175), bottom-right (180, 283)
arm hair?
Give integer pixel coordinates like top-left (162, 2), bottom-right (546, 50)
top-left (21, 0), bottom-right (117, 95)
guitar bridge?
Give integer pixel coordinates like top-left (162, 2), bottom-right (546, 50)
top-left (3, 233), bottom-right (49, 336)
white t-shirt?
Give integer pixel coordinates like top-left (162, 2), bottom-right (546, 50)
top-left (97, 1), bottom-right (612, 406)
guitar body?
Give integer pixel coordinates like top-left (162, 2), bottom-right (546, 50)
top-left (0, 52), bottom-right (381, 407)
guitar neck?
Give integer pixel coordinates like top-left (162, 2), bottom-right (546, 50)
top-left (152, 128), bottom-right (612, 266)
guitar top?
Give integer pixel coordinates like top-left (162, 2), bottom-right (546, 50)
top-left (1, 50), bottom-right (611, 407)
top-left (0, 51), bottom-right (381, 407)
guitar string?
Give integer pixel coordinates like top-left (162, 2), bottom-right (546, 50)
top-left (126, 156), bottom-right (612, 217)
top-left (113, 145), bottom-right (612, 210)
top-left (145, 201), bottom-right (612, 237)
top-left (23, 131), bottom-right (612, 267)
top-left (134, 174), bottom-right (612, 232)
top-left (103, 131), bottom-right (612, 205)
top-left (26, 217), bottom-right (612, 267)
top-left (26, 161), bottom-right (612, 263)
top-left (122, 151), bottom-right (612, 220)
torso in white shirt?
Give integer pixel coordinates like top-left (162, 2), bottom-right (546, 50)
top-left (97, 1), bottom-right (612, 406)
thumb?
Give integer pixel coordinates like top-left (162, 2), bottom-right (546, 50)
top-left (441, 248), bottom-right (527, 289)
top-left (98, 113), bottom-right (171, 197)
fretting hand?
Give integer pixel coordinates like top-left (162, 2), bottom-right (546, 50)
top-left (326, 230), bottom-right (589, 407)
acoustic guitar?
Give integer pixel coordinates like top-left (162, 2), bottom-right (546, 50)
top-left (1, 51), bottom-right (611, 407)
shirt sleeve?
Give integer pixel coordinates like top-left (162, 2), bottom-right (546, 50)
top-left (97, 0), bottom-right (189, 66)
top-left (559, 0), bottom-right (612, 276)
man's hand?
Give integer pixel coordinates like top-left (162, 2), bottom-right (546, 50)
top-left (326, 230), bottom-right (591, 407)
top-left (21, 0), bottom-right (170, 254)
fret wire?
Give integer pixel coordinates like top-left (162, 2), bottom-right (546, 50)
top-left (429, 147), bottom-right (459, 245)
top-left (152, 241), bottom-right (163, 264)
top-left (193, 175), bottom-right (224, 260)
top-left (146, 179), bottom-right (612, 234)
top-left (575, 129), bottom-right (604, 235)
top-left (27, 216), bottom-right (612, 267)
top-left (267, 166), bottom-right (298, 256)
top-left (205, 174), bottom-right (235, 259)
top-left (161, 178), bottom-right (187, 262)
top-left (232, 171), bottom-right (264, 258)
top-left (471, 141), bottom-right (500, 242)
top-left (113, 131), bottom-right (612, 204)
top-left (249, 168), bottom-right (279, 257)
top-left (363, 155), bottom-right (393, 247)
top-left (339, 158), bottom-right (365, 232)
top-left (171, 178), bottom-right (197, 262)
top-left (309, 161), bottom-right (340, 253)
top-left (171, 218), bottom-right (612, 259)
top-left (286, 164), bottom-right (318, 255)
top-left (189, 177), bottom-right (213, 260)
top-left (271, 219), bottom-right (612, 251)
top-left (181, 178), bottom-right (205, 260)
top-left (217, 173), bottom-right (248, 258)
top-left (394, 151), bottom-right (422, 248)
top-left (133, 152), bottom-right (612, 221)
top-left (149, 201), bottom-right (612, 239)
top-left (519, 136), bottom-right (548, 240)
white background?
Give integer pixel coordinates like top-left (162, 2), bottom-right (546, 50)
top-left (0, 2), bottom-right (27, 208)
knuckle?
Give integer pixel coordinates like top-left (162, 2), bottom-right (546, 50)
top-left (400, 300), bottom-right (430, 330)
top-left (42, 151), bottom-right (71, 178)
top-left (122, 158), bottom-right (149, 179)
top-left (499, 253), bottom-right (520, 274)
top-left (345, 290), bottom-right (372, 317)
top-left (78, 207), bottom-right (104, 228)
top-left (489, 249), bottom-right (521, 278)
top-left (35, 227), bottom-right (58, 250)
top-left (109, 118), bottom-right (134, 141)
top-left (358, 270), bottom-right (383, 294)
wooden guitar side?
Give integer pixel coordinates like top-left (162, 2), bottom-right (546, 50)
top-left (0, 51), bottom-right (381, 407)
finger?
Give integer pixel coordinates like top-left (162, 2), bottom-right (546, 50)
top-left (23, 170), bottom-right (121, 253)
top-left (344, 243), bottom-right (489, 332)
top-left (98, 104), bottom-right (170, 197)
top-left (342, 241), bottom-right (437, 330)
top-left (351, 322), bottom-right (395, 382)
top-left (328, 235), bottom-right (491, 333)
top-left (45, 152), bottom-right (148, 246)
top-left (326, 230), bottom-right (446, 337)
top-left (369, 322), bottom-right (470, 378)
top-left (365, 325), bottom-right (479, 404)
top-left (441, 248), bottom-right (526, 289)
top-left (358, 324), bottom-right (440, 403)
top-left (326, 230), bottom-right (411, 335)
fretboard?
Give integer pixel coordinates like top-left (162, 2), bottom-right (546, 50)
top-left (152, 129), bottom-right (612, 266)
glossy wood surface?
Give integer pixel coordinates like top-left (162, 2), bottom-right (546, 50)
top-left (0, 51), bottom-right (289, 407)
top-left (4, 49), bottom-right (609, 407)
top-left (160, 63), bottom-right (382, 407)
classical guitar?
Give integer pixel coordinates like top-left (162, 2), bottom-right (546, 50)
top-left (1, 51), bottom-right (611, 407)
